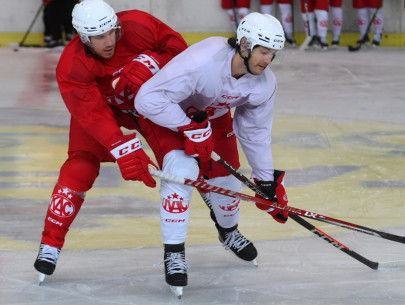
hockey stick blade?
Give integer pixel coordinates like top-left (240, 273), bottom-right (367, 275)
top-left (211, 152), bottom-right (379, 270)
top-left (149, 167), bottom-right (405, 245)
top-left (290, 213), bottom-right (378, 270)
top-left (348, 44), bottom-right (362, 52)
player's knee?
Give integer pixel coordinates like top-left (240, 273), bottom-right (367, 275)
top-left (162, 150), bottom-right (199, 180)
top-left (59, 151), bottom-right (100, 192)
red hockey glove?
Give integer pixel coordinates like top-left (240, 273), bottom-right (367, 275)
top-left (110, 134), bottom-right (157, 188)
top-left (255, 170), bottom-right (289, 224)
top-left (178, 112), bottom-right (214, 175)
top-left (112, 53), bottom-right (160, 95)
top-left (43, 0), bottom-right (52, 4)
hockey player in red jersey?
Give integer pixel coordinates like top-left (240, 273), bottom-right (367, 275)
top-left (300, 0), bottom-right (329, 49)
top-left (33, 0), bottom-right (187, 284)
top-left (352, 0), bottom-right (384, 46)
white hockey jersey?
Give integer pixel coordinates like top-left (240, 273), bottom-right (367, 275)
top-left (135, 37), bottom-right (278, 181)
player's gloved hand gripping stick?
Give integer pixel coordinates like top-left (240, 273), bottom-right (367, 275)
top-left (110, 133), bottom-right (157, 188)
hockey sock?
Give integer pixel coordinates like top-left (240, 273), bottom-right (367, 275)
top-left (370, 8), bottom-right (384, 36)
top-left (315, 9), bottom-right (328, 43)
top-left (260, 4), bottom-right (273, 15)
top-left (41, 182), bottom-right (85, 248)
top-left (302, 12), bottom-right (316, 36)
top-left (226, 9), bottom-right (237, 31)
top-left (331, 6), bottom-right (343, 42)
top-left (238, 7), bottom-right (249, 21)
top-left (279, 4), bottom-right (294, 40)
top-left (357, 8), bottom-right (369, 39)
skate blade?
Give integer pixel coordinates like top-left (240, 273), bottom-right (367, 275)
top-left (169, 285), bottom-right (183, 299)
top-left (38, 272), bottom-right (46, 285)
top-left (251, 258), bottom-right (258, 267)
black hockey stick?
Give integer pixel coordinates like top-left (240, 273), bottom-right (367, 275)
top-left (19, 3), bottom-right (45, 47)
top-left (231, 0), bottom-right (239, 29)
top-left (197, 184), bottom-right (377, 269)
top-left (348, 0), bottom-right (383, 52)
top-left (149, 166), bottom-right (405, 245)
top-left (209, 152), bottom-right (379, 270)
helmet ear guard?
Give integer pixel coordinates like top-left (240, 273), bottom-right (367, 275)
top-left (72, 0), bottom-right (121, 46)
top-left (236, 12), bottom-right (285, 51)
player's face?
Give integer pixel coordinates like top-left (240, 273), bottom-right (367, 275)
top-left (248, 46), bottom-right (277, 75)
top-left (89, 29), bottom-right (117, 59)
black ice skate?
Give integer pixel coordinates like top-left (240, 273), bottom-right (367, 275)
top-left (357, 34), bottom-right (370, 46)
top-left (163, 243), bottom-right (188, 299)
top-left (34, 243), bottom-right (61, 285)
top-left (211, 211), bottom-right (258, 266)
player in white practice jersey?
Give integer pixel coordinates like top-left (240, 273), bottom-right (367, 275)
top-left (135, 13), bottom-right (289, 294)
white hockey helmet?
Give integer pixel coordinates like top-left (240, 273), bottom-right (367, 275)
top-left (72, 0), bottom-right (120, 45)
top-left (236, 12), bottom-right (285, 51)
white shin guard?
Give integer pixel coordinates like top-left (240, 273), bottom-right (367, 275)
top-left (160, 150), bottom-right (199, 244)
top-left (206, 175), bottom-right (242, 229)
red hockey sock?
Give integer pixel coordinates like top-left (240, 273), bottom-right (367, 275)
top-left (41, 182), bottom-right (85, 248)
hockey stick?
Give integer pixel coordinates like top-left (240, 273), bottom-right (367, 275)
top-left (209, 152), bottom-right (379, 270)
top-left (231, 0), bottom-right (239, 29)
top-left (348, 0), bottom-right (383, 52)
top-left (298, 0), bottom-right (312, 50)
top-left (19, 3), bottom-right (45, 47)
top-left (149, 167), bottom-right (405, 245)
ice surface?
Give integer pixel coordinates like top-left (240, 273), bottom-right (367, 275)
top-left (1, 45), bottom-right (405, 305)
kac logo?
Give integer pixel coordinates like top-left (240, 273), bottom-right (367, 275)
top-left (49, 193), bottom-right (75, 218)
top-left (162, 193), bottom-right (189, 214)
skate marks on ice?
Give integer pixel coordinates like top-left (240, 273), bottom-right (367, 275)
top-left (2, 234), bottom-right (405, 305)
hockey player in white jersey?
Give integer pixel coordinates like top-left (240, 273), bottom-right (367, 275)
top-left (135, 13), bottom-right (289, 297)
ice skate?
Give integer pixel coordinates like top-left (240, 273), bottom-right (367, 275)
top-left (34, 243), bottom-right (61, 285)
top-left (331, 39), bottom-right (340, 49)
top-left (372, 34), bottom-right (381, 47)
top-left (163, 243), bottom-right (188, 299)
top-left (308, 35), bottom-right (320, 49)
top-left (357, 34), bottom-right (370, 46)
top-left (210, 211), bottom-right (257, 266)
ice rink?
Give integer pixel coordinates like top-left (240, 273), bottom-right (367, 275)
top-left (1, 44), bottom-right (405, 305)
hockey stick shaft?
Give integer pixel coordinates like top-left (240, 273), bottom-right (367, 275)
top-left (19, 3), bottom-right (45, 46)
top-left (210, 152), bottom-right (379, 270)
top-left (231, 0), bottom-right (239, 28)
top-left (149, 167), bottom-right (405, 244)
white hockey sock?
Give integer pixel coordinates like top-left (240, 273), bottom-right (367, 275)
top-left (260, 4), bottom-right (273, 15)
top-left (208, 175), bottom-right (242, 229)
top-left (315, 9), bottom-right (328, 43)
top-left (279, 3), bottom-right (293, 39)
top-left (331, 6), bottom-right (342, 41)
top-left (302, 12), bottom-right (316, 36)
top-left (226, 9), bottom-right (237, 31)
top-left (159, 150), bottom-right (199, 244)
top-left (357, 8), bottom-right (369, 39)
top-left (369, 8), bottom-right (384, 36)
top-left (238, 7), bottom-right (249, 21)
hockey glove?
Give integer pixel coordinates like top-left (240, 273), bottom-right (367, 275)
top-left (110, 134), bottom-right (157, 188)
top-left (112, 53), bottom-right (160, 95)
top-left (178, 111), bottom-right (214, 175)
top-left (255, 170), bottom-right (289, 224)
